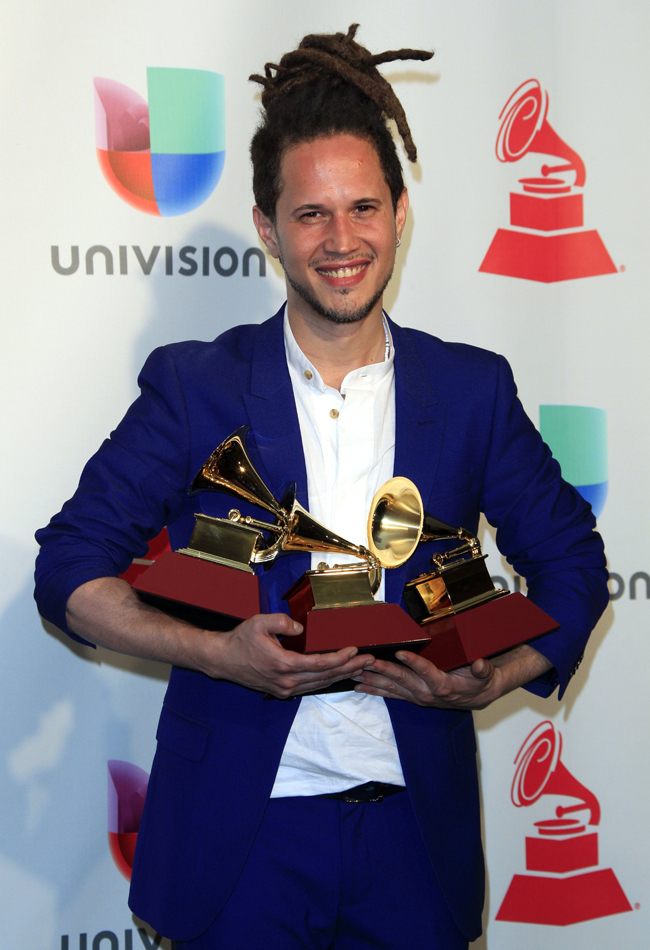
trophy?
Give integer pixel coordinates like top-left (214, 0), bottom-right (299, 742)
top-left (278, 504), bottom-right (427, 658)
top-left (366, 478), bottom-right (560, 670)
top-left (130, 427), bottom-right (288, 629)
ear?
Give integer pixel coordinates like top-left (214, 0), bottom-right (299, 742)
top-left (395, 188), bottom-right (409, 243)
top-left (252, 206), bottom-right (280, 259)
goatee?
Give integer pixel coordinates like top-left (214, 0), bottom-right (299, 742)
top-left (281, 259), bottom-right (393, 325)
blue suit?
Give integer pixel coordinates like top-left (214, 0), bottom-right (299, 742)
top-left (34, 307), bottom-right (608, 943)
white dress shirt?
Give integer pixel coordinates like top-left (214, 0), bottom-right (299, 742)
top-left (269, 312), bottom-right (405, 798)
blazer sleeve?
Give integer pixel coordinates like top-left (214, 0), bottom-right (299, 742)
top-left (34, 346), bottom-right (192, 643)
top-left (480, 355), bottom-right (609, 699)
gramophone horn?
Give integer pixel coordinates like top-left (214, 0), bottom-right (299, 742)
top-left (366, 477), bottom-right (426, 568)
top-left (283, 498), bottom-right (374, 562)
top-left (366, 477), bottom-right (469, 569)
top-left (511, 720), bottom-right (601, 826)
top-left (188, 425), bottom-right (286, 524)
top-left (495, 78), bottom-right (586, 187)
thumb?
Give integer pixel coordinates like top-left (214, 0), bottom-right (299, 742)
top-left (262, 612), bottom-right (303, 636)
top-left (471, 657), bottom-right (493, 679)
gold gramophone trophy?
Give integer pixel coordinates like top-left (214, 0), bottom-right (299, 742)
top-left (278, 504), bottom-right (426, 658)
top-left (366, 478), bottom-right (559, 670)
top-left (131, 426), bottom-right (427, 651)
top-left (131, 427), bottom-right (290, 629)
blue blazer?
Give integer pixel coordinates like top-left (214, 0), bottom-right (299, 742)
top-left (34, 308), bottom-right (608, 942)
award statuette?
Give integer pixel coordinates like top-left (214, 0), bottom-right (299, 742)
top-left (130, 426), bottom-right (289, 629)
top-left (367, 478), bottom-right (560, 671)
top-left (279, 501), bottom-right (427, 657)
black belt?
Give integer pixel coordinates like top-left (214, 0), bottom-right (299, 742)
top-left (317, 781), bottom-right (406, 803)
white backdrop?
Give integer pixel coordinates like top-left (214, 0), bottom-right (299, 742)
top-left (2, 1), bottom-right (649, 947)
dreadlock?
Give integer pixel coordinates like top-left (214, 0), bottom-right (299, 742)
top-left (249, 24), bottom-right (434, 220)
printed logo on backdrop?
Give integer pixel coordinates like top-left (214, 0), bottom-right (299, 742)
top-left (492, 407), bottom-right (650, 602)
top-left (107, 760), bottom-right (149, 881)
top-left (59, 764), bottom-right (164, 948)
top-left (480, 79), bottom-right (616, 283)
top-left (496, 721), bottom-right (631, 926)
top-left (539, 406), bottom-right (607, 517)
top-left (94, 68), bottom-right (225, 216)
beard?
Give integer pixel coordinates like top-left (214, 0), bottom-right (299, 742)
top-left (281, 253), bottom-right (394, 326)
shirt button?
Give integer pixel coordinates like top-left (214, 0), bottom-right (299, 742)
top-left (330, 408), bottom-right (339, 419)
top-left (304, 369), bottom-right (313, 380)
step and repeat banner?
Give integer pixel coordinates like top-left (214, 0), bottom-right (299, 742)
top-left (2, 0), bottom-right (648, 947)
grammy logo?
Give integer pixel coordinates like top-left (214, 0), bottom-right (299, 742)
top-left (496, 720), bottom-right (631, 926)
top-left (480, 79), bottom-right (617, 283)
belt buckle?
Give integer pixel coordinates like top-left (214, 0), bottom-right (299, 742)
top-left (343, 783), bottom-right (385, 803)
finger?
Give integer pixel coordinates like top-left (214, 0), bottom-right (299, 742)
top-left (353, 682), bottom-right (409, 701)
top-left (360, 655), bottom-right (436, 685)
top-left (394, 651), bottom-right (444, 681)
top-left (351, 667), bottom-right (415, 695)
top-left (280, 646), bottom-right (365, 675)
top-left (470, 657), bottom-right (493, 679)
top-left (257, 613), bottom-right (303, 636)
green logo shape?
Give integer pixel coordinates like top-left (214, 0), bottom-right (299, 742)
top-left (147, 67), bottom-right (225, 154)
top-left (539, 405), bottom-right (607, 485)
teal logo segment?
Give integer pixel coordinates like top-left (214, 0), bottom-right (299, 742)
top-left (94, 67), bottom-right (225, 216)
top-left (539, 406), bottom-right (608, 517)
top-left (147, 68), bottom-right (225, 155)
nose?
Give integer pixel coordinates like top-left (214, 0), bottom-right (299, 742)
top-left (322, 212), bottom-right (360, 257)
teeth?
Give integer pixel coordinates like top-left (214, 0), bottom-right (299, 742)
top-left (318, 264), bottom-right (366, 278)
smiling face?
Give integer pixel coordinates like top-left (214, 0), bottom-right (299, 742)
top-left (253, 134), bottom-right (408, 326)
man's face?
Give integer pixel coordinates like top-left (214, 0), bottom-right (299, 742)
top-left (254, 134), bottom-right (408, 326)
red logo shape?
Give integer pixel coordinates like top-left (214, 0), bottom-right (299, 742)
top-left (108, 760), bottom-right (149, 881)
top-left (496, 721), bottom-right (631, 926)
top-left (480, 80), bottom-right (616, 282)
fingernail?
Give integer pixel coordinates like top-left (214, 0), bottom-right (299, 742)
top-left (292, 621), bottom-right (303, 633)
top-left (348, 647), bottom-right (359, 658)
top-left (395, 652), bottom-right (405, 661)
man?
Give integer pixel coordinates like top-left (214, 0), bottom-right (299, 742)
top-left (35, 25), bottom-right (608, 950)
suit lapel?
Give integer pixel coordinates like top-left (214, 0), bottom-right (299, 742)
top-left (387, 321), bottom-right (447, 604)
top-left (242, 307), bottom-right (309, 510)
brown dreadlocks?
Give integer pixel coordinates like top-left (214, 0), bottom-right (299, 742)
top-left (249, 24), bottom-right (434, 220)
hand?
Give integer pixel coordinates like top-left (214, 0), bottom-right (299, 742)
top-left (351, 643), bottom-right (553, 710)
top-left (199, 612), bottom-right (375, 699)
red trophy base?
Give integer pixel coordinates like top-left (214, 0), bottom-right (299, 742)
top-left (416, 593), bottom-right (559, 671)
top-left (282, 603), bottom-right (430, 656)
top-left (496, 868), bottom-right (632, 926)
top-left (479, 227), bottom-right (617, 283)
top-left (131, 550), bottom-right (265, 631)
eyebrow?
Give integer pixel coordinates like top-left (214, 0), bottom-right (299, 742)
top-left (291, 197), bottom-right (383, 214)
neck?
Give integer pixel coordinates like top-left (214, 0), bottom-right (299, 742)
top-left (286, 295), bottom-right (387, 391)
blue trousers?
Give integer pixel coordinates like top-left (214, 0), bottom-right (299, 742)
top-left (175, 791), bottom-right (469, 950)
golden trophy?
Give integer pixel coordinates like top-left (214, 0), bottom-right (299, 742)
top-left (366, 478), bottom-right (559, 670)
top-left (131, 427), bottom-right (288, 629)
top-left (132, 426), bottom-right (427, 652)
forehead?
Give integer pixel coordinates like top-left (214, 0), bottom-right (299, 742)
top-left (277, 134), bottom-right (388, 206)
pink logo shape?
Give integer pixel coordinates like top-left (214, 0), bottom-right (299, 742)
top-left (108, 760), bottom-right (149, 881)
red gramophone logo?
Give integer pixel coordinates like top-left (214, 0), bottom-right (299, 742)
top-left (480, 79), bottom-right (617, 283)
top-left (496, 721), bottom-right (631, 926)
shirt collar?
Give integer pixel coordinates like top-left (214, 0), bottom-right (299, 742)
top-left (283, 309), bottom-right (395, 395)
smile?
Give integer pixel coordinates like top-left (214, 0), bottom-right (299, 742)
top-left (314, 262), bottom-right (370, 286)
top-left (316, 263), bottom-right (368, 278)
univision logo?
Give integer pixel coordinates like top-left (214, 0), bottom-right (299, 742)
top-left (539, 406), bottom-right (607, 517)
top-left (94, 68), bottom-right (225, 216)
